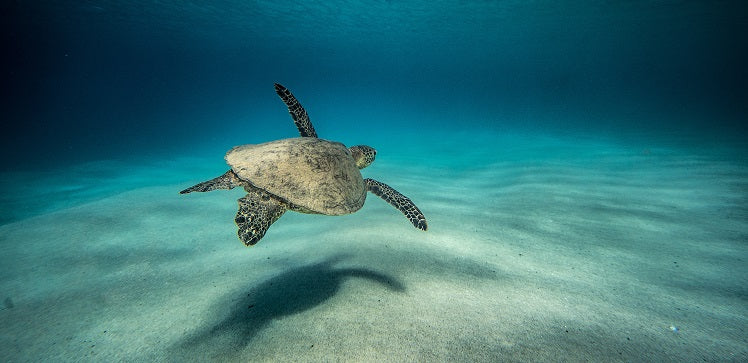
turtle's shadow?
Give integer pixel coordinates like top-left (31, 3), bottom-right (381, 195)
top-left (170, 254), bottom-right (405, 359)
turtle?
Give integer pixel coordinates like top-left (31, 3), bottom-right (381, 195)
top-left (180, 83), bottom-right (427, 246)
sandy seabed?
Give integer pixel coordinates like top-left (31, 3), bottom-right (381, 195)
top-left (1, 132), bottom-right (746, 362)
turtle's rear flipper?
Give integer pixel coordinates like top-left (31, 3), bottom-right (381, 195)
top-left (180, 170), bottom-right (242, 194)
top-left (235, 190), bottom-right (287, 246)
top-left (365, 178), bottom-right (427, 231)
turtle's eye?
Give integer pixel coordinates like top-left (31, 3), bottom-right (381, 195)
top-left (349, 145), bottom-right (376, 169)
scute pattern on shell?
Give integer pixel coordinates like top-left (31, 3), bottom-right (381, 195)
top-left (225, 137), bottom-right (366, 215)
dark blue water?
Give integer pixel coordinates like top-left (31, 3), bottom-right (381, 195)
top-left (3, 0), bottom-right (747, 171)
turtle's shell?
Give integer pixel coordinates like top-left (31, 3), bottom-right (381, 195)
top-left (225, 137), bottom-right (366, 215)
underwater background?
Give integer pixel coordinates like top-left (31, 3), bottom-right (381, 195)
top-left (3, 0), bottom-right (747, 171)
top-left (1, 1), bottom-right (747, 362)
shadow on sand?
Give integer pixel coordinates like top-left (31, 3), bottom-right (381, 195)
top-left (169, 254), bottom-right (404, 360)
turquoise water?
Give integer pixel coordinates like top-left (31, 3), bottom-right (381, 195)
top-left (1, 1), bottom-right (747, 361)
top-left (3, 1), bottom-right (746, 170)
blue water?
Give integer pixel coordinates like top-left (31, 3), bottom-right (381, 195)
top-left (3, 0), bottom-right (746, 171)
top-left (1, 1), bottom-right (747, 361)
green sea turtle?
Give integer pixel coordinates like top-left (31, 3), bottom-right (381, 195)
top-left (180, 83), bottom-right (427, 246)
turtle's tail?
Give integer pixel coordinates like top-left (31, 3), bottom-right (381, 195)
top-left (180, 170), bottom-right (242, 194)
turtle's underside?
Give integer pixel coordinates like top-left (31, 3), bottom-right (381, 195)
top-left (181, 83), bottom-right (427, 246)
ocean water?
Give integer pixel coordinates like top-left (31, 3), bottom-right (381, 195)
top-left (1, 1), bottom-right (747, 361)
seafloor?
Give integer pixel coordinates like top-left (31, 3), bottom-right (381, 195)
top-left (0, 130), bottom-right (746, 362)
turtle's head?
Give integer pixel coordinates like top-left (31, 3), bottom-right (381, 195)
top-left (349, 145), bottom-right (376, 169)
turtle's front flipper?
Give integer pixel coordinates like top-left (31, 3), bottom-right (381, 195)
top-left (180, 170), bottom-right (242, 194)
top-left (365, 178), bottom-right (428, 231)
top-left (274, 83), bottom-right (318, 138)
top-left (235, 189), bottom-right (287, 246)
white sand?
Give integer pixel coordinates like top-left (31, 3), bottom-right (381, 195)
top-left (1, 132), bottom-right (746, 362)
